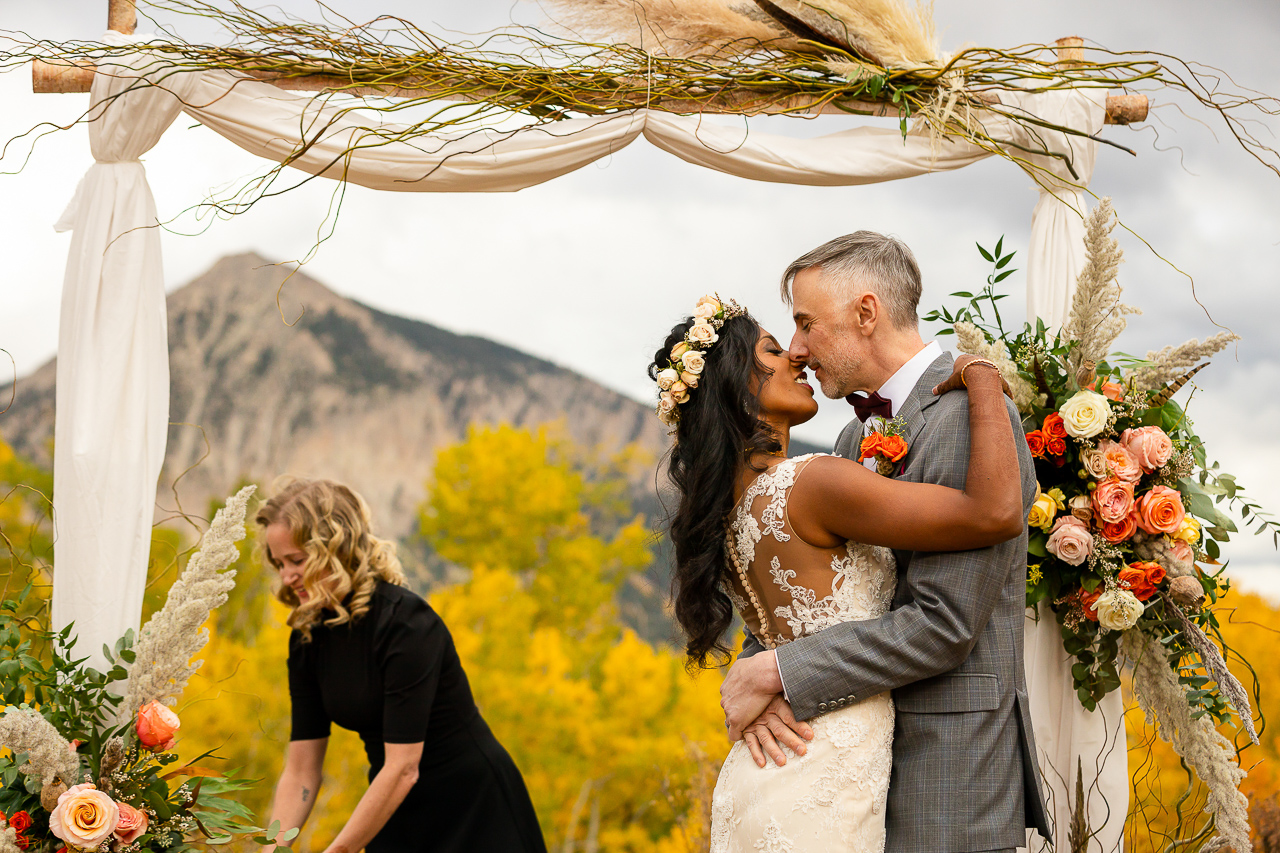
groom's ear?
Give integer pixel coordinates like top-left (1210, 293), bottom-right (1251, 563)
top-left (852, 291), bottom-right (881, 337)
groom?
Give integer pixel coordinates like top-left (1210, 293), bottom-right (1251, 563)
top-left (721, 231), bottom-right (1052, 853)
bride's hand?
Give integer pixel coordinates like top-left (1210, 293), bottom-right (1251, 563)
top-left (742, 695), bottom-right (814, 769)
top-left (932, 354), bottom-right (1012, 398)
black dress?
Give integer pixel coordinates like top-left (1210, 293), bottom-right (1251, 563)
top-left (287, 581), bottom-right (547, 853)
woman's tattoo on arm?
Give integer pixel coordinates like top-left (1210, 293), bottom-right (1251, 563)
top-left (301, 787), bottom-right (310, 803)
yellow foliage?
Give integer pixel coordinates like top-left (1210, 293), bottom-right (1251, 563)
top-left (1126, 590), bottom-right (1280, 853)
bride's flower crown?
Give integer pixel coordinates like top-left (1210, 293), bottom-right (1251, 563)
top-left (655, 294), bottom-right (746, 426)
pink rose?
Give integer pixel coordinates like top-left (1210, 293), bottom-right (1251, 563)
top-left (1121, 426), bottom-right (1174, 473)
top-left (1092, 478), bottom-right (1136, 525)
top-left (1046, 516), bottom-right (1094, 566)
top-left (1136, 485), bottom-right (1187, 535)
top-left (1099, 512), bottom-right (1139, 544)
top-left (135, 701), bottom-right (180, 752)
top-left (1170, 539), bottom-right (1194, 566)
top-left (49, 783), bottom-right (119, 851)
top-left (1098, 439), bottom-right (1142, 484)
top-left (114, 802), bottom-right (148, 845)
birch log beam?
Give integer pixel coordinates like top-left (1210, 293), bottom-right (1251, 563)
top-left (30, 57), bottom-right (1149, 124)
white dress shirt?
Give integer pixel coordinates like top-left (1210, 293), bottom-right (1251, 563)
top-left (859, 340), bottom-right (942, 469)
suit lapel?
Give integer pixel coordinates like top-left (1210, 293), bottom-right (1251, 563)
top-left (896, 353), bottom-right (955, 455)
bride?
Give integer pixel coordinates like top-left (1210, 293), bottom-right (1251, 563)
top-left (650, 296), bottom-right (1023, 852)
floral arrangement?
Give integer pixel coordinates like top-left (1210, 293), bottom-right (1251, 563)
top-left (0, 486), bottom-right (296, 853)
top-left (654, 294), bottom-right (745, 426)
top-left (924, 200), bottom-right (1276, 853)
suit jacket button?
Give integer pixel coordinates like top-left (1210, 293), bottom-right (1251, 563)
top-left (818, 702), bottom-right (829, 711)
top-left (847, 695), bottom-right (856, 702)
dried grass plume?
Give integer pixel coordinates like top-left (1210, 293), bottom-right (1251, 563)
top-left (0, 707), bottom-right (82, 789)
top-left (1133, 332), bottom-right (1240, 395)
top-left (953, 320), bottom-right (1040, 412)
top-left (1062, 198), bottom-right (1140, 375)
top-left (123, 485), bottom-right (257, 713)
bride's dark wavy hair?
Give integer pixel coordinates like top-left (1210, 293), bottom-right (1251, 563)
top-left (649, 311), bottom-right (782, 668)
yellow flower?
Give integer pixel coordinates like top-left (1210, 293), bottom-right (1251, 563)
top-left (1027, 490), bottom-right (1060, 532)
top-left (1027, 564), bottom-right (1044, 585)
top-left (1173, 516), bottom-right (1201, 544)
top-left (1046, 488), bottom-right (1067, 511)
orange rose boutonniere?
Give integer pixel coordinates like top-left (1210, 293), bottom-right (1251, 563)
top-left (859, 417), bottom-right (910, 477)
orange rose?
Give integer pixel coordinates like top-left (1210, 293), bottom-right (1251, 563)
top-left (1043, 412), bottom-right (1068, 440)
top-left (1142, 560), bottom-right (1166, 587)
top-left (1046, 435), bottom-right (1067, 458)
top-left (858, 433), bottom-right (885, 463)
top-left (1092, 478), bottom-right (1136, 525)
top-left (1099, 512), bottom-right (1138, 543)
top-left (1080, 587), bottom-right (1102, 621)
top-left (879, 435), bottom-right (908, 463)
top-left (1136, 485), bottom-right (1186, 535)
top-left (135, 701), bottom-right (180, 752)
top-left (7, 812), bottom-right (32, 833)
top-left (1088, 380), bottom-right (1125, 401)
top-left (1118, 565), bottom-right (1157, 601)
top-left (1025, 430), bottom-right (1047, 458)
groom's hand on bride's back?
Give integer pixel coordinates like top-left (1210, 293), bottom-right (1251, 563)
top-left (741, 696), bottom-right (814, 768)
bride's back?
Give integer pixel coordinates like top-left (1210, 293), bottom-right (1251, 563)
top-left (726, 453), bottom-right (896, 649)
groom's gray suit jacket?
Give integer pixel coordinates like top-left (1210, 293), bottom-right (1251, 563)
top-left (742, 353), bottom-right (1051, 853)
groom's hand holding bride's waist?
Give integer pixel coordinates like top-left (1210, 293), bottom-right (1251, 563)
top-left (722, 651), bottom-right (814, 767)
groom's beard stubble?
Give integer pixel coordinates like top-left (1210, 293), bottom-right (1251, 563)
top-left (816, 347), bottom-right (863, 400)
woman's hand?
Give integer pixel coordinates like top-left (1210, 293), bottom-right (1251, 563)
top-left (932, 354), bottom-right (1012, 398)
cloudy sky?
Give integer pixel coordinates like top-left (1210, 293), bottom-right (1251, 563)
top-left (2, 0), bottom-right (1279, 590)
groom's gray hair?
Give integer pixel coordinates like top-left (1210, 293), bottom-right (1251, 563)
top-left (781, 231), bottom-right (922, 329)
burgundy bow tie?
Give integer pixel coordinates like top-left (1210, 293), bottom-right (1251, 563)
top-left (848, 391), bottom-right (893, 422)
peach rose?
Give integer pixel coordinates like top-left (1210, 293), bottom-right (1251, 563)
top-left (1098, 439), bottom-right (1142, 483)
top-left (656, 368), bottom-right (679, 390)
top-left (679, 370), bottom-right (699, 388)
top-left (1046, 516), bottom-right (1094, 566)
top-left (49, 784), bottom-right (119, 851)
top-left (1136, 485), bottom-right (1186, 535)
top-left (669, 380), bottom-right (690, 404)
top-left (1088, 379), bottom-right (1125, 401)
top-left (670, 342), bottom-right (689, 361)
top-left (1092, 478), bottom-right (1136, 525)
top-left (1099, 512), bottom-right (1139, 544)
top-left (136, 701), bottom-right (180, 752)
top-left (1120, 426), bottom-right (1174, 473)
top-left (1170, 539), bottom-right (1195, 567)
top-left (681, 351), bottom-right (706, 375)
top-left (692, 301), bottom-right (718, 321)
top-left (114, 802), bottom-right (148, 845)
top-left (1025, 430), bottom-right (1047, 458)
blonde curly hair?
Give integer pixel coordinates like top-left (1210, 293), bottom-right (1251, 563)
top-left (255, 477), bottom-right (407, 641)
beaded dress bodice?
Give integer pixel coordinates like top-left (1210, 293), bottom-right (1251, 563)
top-left (724, 454), bottom-right (897, 649)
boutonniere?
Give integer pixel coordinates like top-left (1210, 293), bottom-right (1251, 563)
top-left (859, 416), bottom-right (909, 477)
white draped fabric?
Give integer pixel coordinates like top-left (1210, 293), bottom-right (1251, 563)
top-left (51, 32), bottom-right (184, 670)
top-left (54, 38), bottom-right (1121, 850)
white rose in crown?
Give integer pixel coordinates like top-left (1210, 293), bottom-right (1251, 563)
top-left (681, 351), bottom-right (706, 375)
top-left (670, 380), bottom-right (690, 404)
top-left (695, 295), bottom-right (721, 313)
top-left (693, 302), bottom-right (718, 321)
top-left (657, 368), bottom-right (679, 390)
top-left (1094, 588), bottom-right (1144, 631)
top-left (687, 322), bottom-right (718, 346)
top-left (1059, 390), bottom-right (1111, 439)
top-left (658, 392), bottom-right (678, 415)
top-left (680, 370), bottom-right (699, 388)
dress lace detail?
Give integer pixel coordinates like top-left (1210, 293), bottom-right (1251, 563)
top-left (712, 454), bottom-right (897, 853)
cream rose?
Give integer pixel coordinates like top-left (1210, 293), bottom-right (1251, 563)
top-left (49, 783), bottom-right (119, 851)
top-left (1046, 516), bottom-right (1094, 566)
top-left (681, 351), bottom-right (706, 375)
top-left (114, 802), bottom-right (149, 845)
top-left (1069, 494), bottom-right (1093, 523)
top-left (1121, 426), bottom-right (1174, 472)
top-left (1027, 491), bottom-right (1059, 533)
top-left (680, 371), bottom-right (699, 388)
top-left (670, 342), bottom-right (689, 361)
top-left (687, 322), bottom-right (718, 346)
top-left (1094, 588), bottom-right (1144, 631)
top-left (695, 295), bottom-right (721, 312)
top-left (656, 368), bottom-right (679, 391)
top-left (1059, 390), bottom-right (1111, 439)
top-left (1081, 447), bottom-right (1109, 480)
top-left (693, 301), bottom-right (719, 321)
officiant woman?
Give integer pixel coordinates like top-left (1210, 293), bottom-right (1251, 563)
top-left (256, 477), bottom-right (546, 853)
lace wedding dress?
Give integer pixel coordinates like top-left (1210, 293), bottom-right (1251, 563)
top-left (711, 454), bottom-right (897, 853)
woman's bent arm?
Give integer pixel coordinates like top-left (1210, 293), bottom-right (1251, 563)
top-left (790, 362), bottom-right (1025, 552)
top-left (264, 738), bottom-right (327, 852)
top-left (321, 741), bottom-right (424, 853)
